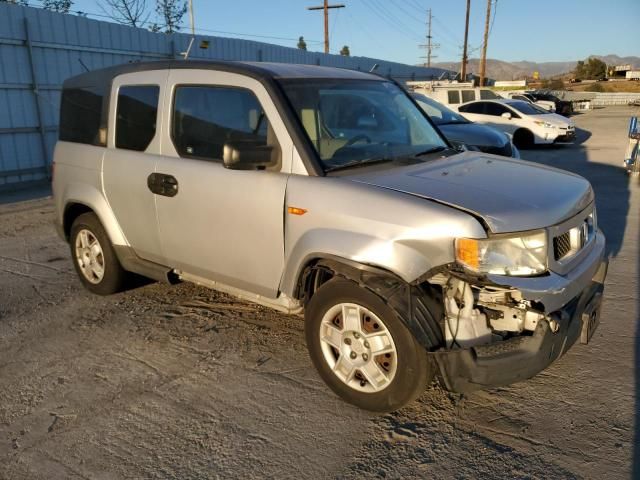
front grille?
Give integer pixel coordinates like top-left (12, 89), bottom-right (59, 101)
top-left (553, 232), bottom-right (572, 260)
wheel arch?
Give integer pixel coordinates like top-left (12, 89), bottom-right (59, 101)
top-left (294, 255), bottom-right (445, 351)
top-left (60, 183), bottom-right (128, 246)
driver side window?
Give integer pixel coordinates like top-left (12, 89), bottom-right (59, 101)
top-left (171, 85), bottom-right (276, 162)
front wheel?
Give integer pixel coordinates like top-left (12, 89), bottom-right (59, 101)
top-left (305, 278), bottom-right (434, 412)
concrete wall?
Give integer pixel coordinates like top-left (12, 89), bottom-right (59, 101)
top-left (0, 3), bottom-right (451, 189)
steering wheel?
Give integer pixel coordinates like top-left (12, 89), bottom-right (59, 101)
top-left (344, 134), bottom-right (372, 147)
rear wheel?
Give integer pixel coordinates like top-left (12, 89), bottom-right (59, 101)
top-left (305, 278), bottom-right (434, 412)
top-left (513, 129), bottom-right (534, 149)
top-left (70, 212), bottom-right (128, 295)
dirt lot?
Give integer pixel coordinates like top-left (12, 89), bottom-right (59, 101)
top-left (1, 106), bottom-right (638, 479)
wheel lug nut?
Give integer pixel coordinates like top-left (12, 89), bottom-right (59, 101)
top-left (344, 338), bottom-right (351, 345)
top-left (364, 341), bottom-right (369, 348)
top-left (350, 351), bottom-right (357, 359)
top-left (353, 332), bottom-right (360, 339)
top-left (362, 354), bottom-right (369, 361)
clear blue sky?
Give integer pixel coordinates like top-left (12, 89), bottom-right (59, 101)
top-left (67, 0), bottom-right (640, 65)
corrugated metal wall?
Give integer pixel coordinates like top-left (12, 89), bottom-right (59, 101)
top-left (0, 3), bottom-right (451, 189)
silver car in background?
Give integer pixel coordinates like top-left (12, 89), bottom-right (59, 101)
top-left (53, 61), bottom-right (607, 412)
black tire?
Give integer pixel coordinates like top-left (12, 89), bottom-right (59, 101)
top-left (513, 129), bottom-right (534, 149)
top-left (305, 278), bottom-right (434, 412)
top-left (69, 212), bottom-right (127, 295)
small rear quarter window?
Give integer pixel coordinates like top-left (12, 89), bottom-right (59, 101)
top-left (461, 90), bottom-right (475, 103)
top-left (447, 90), bottom-right (461, 104)
top-left (59, 87), bottom-right (105, 146)
top-left (115, 85), bottom-right (160, 152)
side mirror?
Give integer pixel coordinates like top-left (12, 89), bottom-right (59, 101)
top-left (501, 112), bottom-right (512, 120)
top-left (223, 141), bottom-right (278, 170)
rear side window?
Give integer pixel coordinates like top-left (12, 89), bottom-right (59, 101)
top-left (479, 89), bottom-right (500, 99)
top-left (461, 90), bottom-right (475, 103)
top-left (172, 86), bottom-right (270, 161)
top-left (484, 103), bottom-right (508, 116)
top-left (59, 87), bottom-right (104, 146)
top-left (459, 102), bottom-right (485, 114)
top-left (447, 90), bottom-right (461, 104)
top-left (115, 85), bottom-right (160, 151)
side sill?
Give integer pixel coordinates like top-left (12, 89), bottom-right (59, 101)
top-left (113, 245), bottom-right (177, 284)
top-left (178, 271), bottom-right (303, 315)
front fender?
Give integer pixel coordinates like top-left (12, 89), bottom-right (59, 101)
top-left (281, 229), bottom-right (434, 297)
top-left (280, 175), bottom-right (487, 297)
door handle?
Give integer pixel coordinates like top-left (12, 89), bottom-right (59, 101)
top-left (147, 173), bottom-right (179, 197)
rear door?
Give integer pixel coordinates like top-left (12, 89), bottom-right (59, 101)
top-left (102, 71), bottom-right (168, 263)
top-left (154, 69), bottom-right (292, 298)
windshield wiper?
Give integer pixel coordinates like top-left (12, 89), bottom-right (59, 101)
top-left (414, 146), bottom-right (447, 157)
top-left (323, 157), bottom-right (395, 173)
top-left (438, 120), bottom-right (469, 126)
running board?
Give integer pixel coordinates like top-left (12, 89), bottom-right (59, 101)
top-left (178, 271), bottom-right (303, 315)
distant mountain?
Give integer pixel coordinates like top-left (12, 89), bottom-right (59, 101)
top-left (433, 55), bottom-right (640, 80)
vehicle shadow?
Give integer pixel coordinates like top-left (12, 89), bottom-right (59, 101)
top-left (524, 123), bottom-right (638, 477)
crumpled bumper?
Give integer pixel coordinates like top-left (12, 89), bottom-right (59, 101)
top-left (431, 231), bottom-right (608, 394)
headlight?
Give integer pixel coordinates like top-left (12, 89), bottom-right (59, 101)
top-left (455, 230), bottom-right (548, 276)
top-left (534, 121), bottom-right (556, 128)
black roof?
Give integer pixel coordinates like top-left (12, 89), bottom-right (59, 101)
top-left (63, 59), bottom-right (382, 89)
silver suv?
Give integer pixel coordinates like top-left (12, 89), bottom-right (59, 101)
top-left (53, 61), bottom-right (607, 412)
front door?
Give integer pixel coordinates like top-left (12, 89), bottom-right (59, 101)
top-left (154, 70), bottom-right (292, 298)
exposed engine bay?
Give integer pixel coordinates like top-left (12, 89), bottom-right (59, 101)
top-left (428, 273), bottom-right (558, 349)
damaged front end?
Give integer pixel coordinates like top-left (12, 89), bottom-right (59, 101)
top-left (424, 233), bottom-right (608, 393)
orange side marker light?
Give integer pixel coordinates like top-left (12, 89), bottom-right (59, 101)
top-left (287, 206), bottom-right (308, 216)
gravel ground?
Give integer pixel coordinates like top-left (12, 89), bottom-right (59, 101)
top-left (0, 106), bottom-right (638, 479)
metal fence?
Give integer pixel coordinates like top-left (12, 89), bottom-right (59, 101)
top-left (0, 3), bottom-right (450, 190)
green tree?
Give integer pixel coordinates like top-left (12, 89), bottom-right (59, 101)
top-left (574, 57), bottom-right (607, 80)
top-left (42, 0), bottom-right (73, 12)
top-left (339, 45), bottom-right (350, 56)
top-left (297, 36), bottom-right (307, 50)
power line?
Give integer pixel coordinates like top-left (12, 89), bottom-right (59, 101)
top-left (363, 0), bottom-right (424, 41)
top-left (24, 0), bottom-right (325, 46)
top-left (404, 0), bottom-right (427, 13)
top-left (387, 0), bottom-right (424, 24)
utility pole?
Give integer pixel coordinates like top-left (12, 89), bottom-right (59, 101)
top-left (418, 8), bottom-right (439, 67)
top-left (188, 0), bottom-right (195, 36)
top-left (461, 0), bottom-right (470, 81)
top-left (307, 1), bottom-right (345, 54)
top-left (479, 0), bottom-right (492, 86)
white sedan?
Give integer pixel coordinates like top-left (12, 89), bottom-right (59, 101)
top-left (456, 99), bottom-right (576, 148)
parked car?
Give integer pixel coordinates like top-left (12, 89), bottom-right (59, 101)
top-left (413, 87), bottom-right (501, 108)
top-left (457, 99), bottom-right (576, 148)
top-left (505, 92), bottom-right (556, 113)
top-left (527, 90), bottom-right (573, 116)
top-left (53, 60), bottom-right (607, 412)
top-left (412, 92), bottom-right (519, 158)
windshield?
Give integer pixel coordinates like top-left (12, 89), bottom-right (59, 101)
top-left (279, 79), bottom-right (447, 171)
top-left (508, 100), bottom-right (549, 115)
top-left (412, 93), bottom-right (469, 126)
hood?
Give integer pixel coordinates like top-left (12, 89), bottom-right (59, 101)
top-left (345, 152), bottom-right (593, 233)
top-left (438, 122), bottom-right (509, 149)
